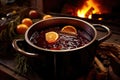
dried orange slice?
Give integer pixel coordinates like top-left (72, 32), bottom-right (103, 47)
top-left (45, 31), bottom-right (59, 43)
top-left (61, 25), bottom-right (77, 35)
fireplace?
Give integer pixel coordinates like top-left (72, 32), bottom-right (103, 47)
top-left (39, 0), bottom-right (120, 24)
top-left (1, 0), bottom-right (120, 22)
top-left (38, 0), bottom-right (120, 35)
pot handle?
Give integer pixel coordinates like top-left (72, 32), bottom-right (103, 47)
top-left (12, 39), bottom-right (39, 57)
top-left (92, 24), bottom-right (111, 43)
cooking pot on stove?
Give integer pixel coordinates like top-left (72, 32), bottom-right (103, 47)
top-left (12, 17), bottom-right (111, 79)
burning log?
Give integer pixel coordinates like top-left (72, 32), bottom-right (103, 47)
top-left (85, 7), bottom-right (94, 18)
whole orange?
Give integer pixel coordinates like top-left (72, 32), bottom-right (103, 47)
top-left (16, 24), bottom-right (29, 34)
top-left (42, 15), bottom-right (53, 20)
top-left (29, 10), bottom-right (38, 18)
top-left (22, 18), bottom-right (33, 27)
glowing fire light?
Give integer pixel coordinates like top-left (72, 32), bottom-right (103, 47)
top-left (77, 0), bottom-right (101, 19)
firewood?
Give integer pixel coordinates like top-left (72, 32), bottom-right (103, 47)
top-left (94, 56), bottom-right (107, 73)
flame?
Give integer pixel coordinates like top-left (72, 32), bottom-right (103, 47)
top-left (77, 0), bottom-right (101, 19)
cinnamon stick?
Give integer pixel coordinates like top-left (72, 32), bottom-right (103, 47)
top-left (94, 56), bottom-right (107, 73)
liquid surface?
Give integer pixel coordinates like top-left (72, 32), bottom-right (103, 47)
top-left (30, 26), bottom-right (91, 50)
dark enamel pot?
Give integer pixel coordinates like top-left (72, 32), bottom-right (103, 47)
top-left (12, 17), bottom-right (111, 79)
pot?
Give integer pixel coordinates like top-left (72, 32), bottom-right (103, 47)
top-left (12, 17), bottom-right (111, 79)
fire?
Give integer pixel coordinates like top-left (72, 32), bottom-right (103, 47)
top-left (77, 0), bottom-right (101, 19)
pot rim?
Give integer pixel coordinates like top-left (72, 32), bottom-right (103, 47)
top-left (25, 17), bottom-right (97, 52)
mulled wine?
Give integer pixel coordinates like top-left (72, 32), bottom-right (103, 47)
top-left (30, 25), bottom-right (91, 50)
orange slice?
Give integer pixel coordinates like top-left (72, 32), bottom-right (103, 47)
top-left (45, 31), bottom-right (59, 43)
top-left (61, 25), bottom-right (77, 35)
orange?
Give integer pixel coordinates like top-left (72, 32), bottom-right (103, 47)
top-left (16, 24), bottom-right (29, 34)
top-left (45, 31), bottom-right (59, 43)
top-left (22, 18), bottom-right (33, 27)
top-left (43, 15), bottom-right (53, 20)
top-left (61, 25), bottom-right (77, 35)
top-left (29, 10), bottom-right (38, 18)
